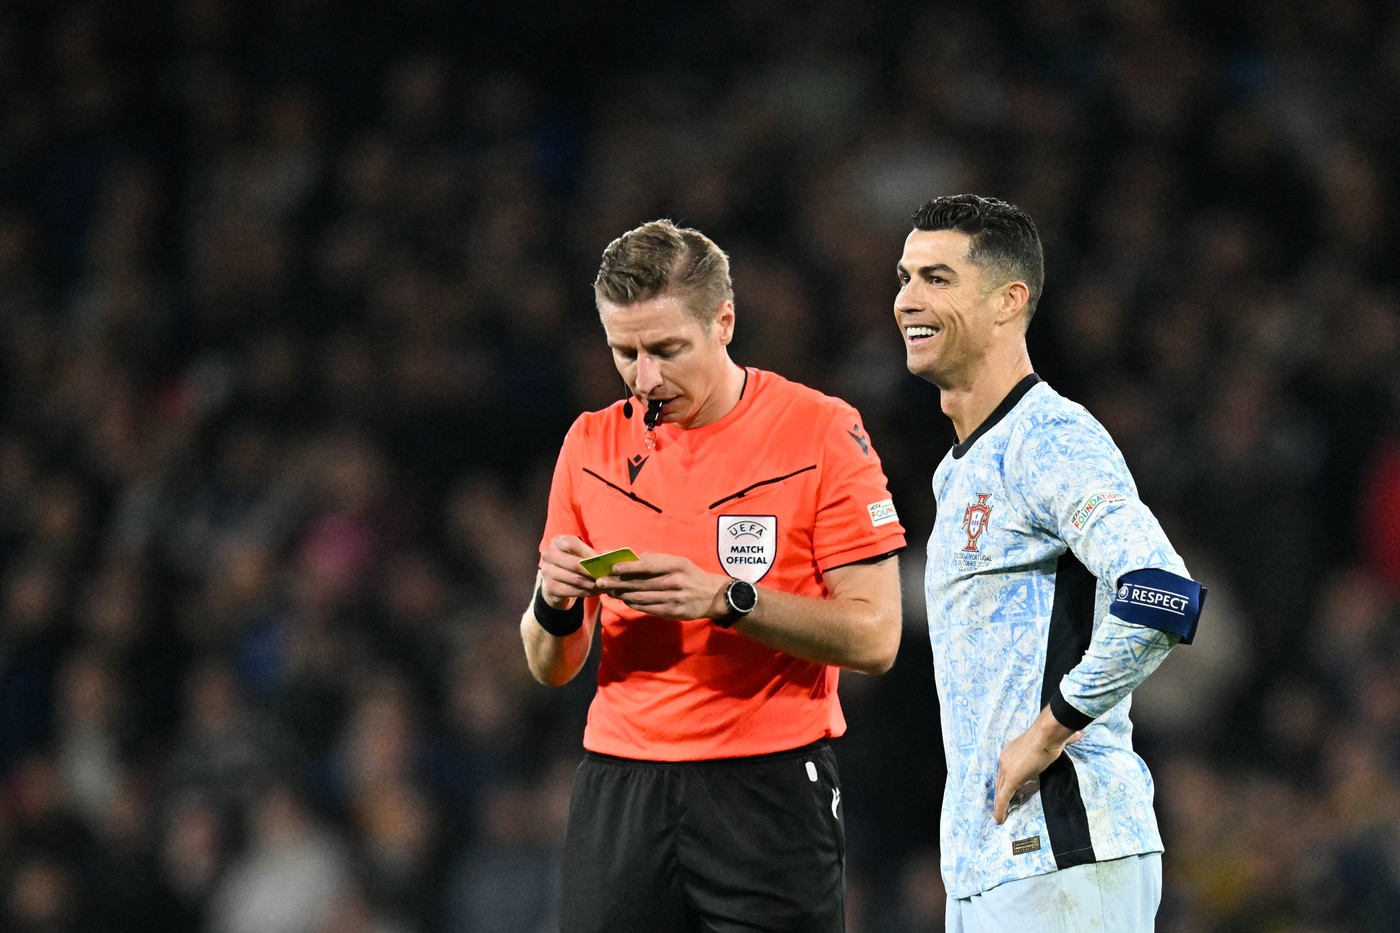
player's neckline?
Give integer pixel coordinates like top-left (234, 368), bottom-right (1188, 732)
top-left (951, 374), bottom-right (1042, 459)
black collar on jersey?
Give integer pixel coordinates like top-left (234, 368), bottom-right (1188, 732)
top-left (951, 373), bottom-right (1042, 460)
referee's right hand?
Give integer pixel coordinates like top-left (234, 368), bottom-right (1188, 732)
top-left (539, 535), bottom-right (603, 608)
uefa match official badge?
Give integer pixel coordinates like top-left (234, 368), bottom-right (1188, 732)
top-left (717, 515), bottom-right (777, 582)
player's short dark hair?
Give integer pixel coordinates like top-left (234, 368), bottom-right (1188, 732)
top-left (911, 194), bottom-right (1045, 318)
top-left (593, 219), bottom-right (733, 328)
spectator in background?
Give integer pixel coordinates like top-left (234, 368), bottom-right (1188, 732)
top-left (1360, 434), bottom-right (1400, 593)
top-left (204, 782), bottom-right (352, 933)
top-left (442, 779), bottom-right (562, 933)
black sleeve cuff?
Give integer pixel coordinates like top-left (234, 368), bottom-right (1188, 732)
top-left (533, 587), bottom-right (584, 637)
top-left (824, 547), bottom-right (906, 573)
top-left (1049, 689), bottom-right (1095, 732)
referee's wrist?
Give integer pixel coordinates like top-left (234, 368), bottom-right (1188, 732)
top-left (712, 578), bottom-right (758, 629)
top-left (533, 586), bottom-right (584, 636)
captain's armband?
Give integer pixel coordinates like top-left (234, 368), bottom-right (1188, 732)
top-left (1110, 568), bottom-right (1207, 645)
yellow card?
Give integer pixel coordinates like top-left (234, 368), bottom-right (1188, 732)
top-left (579, 547), bottom-right (639, 579)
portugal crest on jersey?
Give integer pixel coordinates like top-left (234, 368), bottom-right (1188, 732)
top-left (961, 494), bottom-right (992, 552)
top-left (717, 515), bottom-right (777, 582)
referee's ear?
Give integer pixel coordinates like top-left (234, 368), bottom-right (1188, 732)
top-left (714, 299), bottom-right (737, 345)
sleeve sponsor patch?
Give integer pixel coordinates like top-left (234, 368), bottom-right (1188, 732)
top-left (1070, 490), bottom-right (1125, 530)
top-left (867, 498), bottom-right (899, 527)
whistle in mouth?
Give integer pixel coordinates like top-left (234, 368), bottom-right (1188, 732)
top-left (644, 398), bottom-right (664, 430)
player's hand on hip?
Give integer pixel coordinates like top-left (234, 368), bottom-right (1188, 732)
top-left (992, 712), bottom-right (1083, 825)
top-left (598, 553), bottom-right (729, 621)
top-left (538, 535), bottom-right (602, 606)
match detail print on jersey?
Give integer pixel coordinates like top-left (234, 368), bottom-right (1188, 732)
top-left (718, 515), bottom-right (777, 582)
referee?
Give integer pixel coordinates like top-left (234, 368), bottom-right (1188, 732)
top-left (523, 220), bottom-right (906, 931)
top-left (894, 195), bottom-right (1206, 930)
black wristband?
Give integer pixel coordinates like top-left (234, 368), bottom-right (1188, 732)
top-left (1049, 689), bottom-right (1094, 732)
top-left (533, 587), bottom-right (584, 637)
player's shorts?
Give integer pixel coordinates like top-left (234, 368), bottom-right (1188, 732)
top-left (945, 851), bottom-right (1161, 933)
top-left (560, 739), bottom-right (846, 933)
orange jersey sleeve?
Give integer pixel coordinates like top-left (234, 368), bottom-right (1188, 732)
top-left (811, 399), bottom-right (906, 572)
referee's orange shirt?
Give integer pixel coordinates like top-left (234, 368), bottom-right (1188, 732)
top-left (540, 368), bottom-right (906, 761)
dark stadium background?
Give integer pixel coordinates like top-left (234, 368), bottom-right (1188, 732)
top-left (1, 0), bottom-right (1398, 930)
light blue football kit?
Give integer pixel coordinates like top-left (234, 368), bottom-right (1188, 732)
top-left (925, 374), bottom-right (1204, 925)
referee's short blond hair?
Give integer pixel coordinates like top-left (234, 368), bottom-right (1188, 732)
top-left (594, 220), bottom-right (733, 328)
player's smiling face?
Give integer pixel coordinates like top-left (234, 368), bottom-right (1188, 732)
top-left (894, 229), bottom-right (1001, 389)
top-left (600, 290), bottom-right (736, 428)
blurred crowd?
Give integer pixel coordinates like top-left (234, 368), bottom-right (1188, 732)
top-left (2, 0), bottom-right (1399, 930)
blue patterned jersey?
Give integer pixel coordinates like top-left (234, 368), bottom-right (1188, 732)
top-left (925, 375), bottom-right (1190, 898)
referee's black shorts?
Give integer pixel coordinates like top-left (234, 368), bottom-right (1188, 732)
top-left (560, 739), bottom-right (846, 933)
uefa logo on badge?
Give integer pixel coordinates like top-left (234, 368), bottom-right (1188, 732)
top-left (717, 515), bottom-right (777, 582)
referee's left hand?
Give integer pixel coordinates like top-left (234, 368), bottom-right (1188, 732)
top-left (993, 706), bottom-right (1082, 825)
top-left (597, 553), bottom-right (730, 621)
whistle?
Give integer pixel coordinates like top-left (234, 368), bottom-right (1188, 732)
top-left (644, 398), bottom-right (664, 430)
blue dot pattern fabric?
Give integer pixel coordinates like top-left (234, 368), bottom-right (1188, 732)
top-left (925, 379), bottom-right (1192, 899)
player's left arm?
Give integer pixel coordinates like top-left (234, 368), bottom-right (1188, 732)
top-left (1018, 412), bottom-right (1207, 726)
top-left (993, 413), bottom-right (1206, 823)
top-left (1050, 502), bottom-right (1205, 730)
top-left (993, 594), bottom-right (1192, 824)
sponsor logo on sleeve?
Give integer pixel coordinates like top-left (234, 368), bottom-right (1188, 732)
top-left (717, 515), bottom-right (777, 582)
top-left (867, 498), bottom-right (899, 527)
top-left (1070, 490), bottom-right (1125, 530)
top-left (847, 424), bottom-right (870, 456)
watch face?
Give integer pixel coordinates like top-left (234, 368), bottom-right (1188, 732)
top-left (728, 580), bottom-right (757, 613)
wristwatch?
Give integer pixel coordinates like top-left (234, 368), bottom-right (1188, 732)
top-left (716, 579), bottom-right (758, 628)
